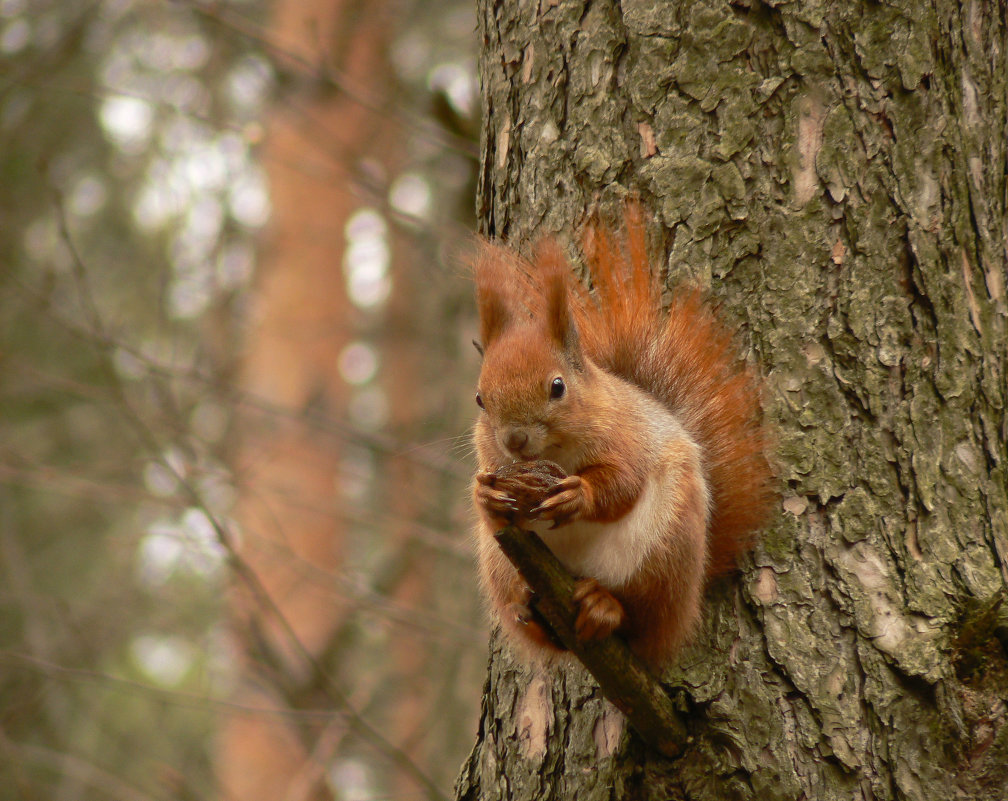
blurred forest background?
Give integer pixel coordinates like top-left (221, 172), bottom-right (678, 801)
top-left (0, 1), bottom-right (485, 800)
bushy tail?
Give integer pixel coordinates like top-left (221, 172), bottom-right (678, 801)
top-left (569, 207), bottom-right (774, 576)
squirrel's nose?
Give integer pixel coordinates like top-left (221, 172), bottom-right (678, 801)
top-left (503, 430), bottom-right (529, 454)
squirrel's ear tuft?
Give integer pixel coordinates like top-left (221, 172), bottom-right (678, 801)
top-left (473, 244), bottom-right (515, 347)
top-left (535, 240), bottom-right (582, 365)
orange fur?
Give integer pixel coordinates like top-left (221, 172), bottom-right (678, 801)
top-left (471, 206), bottom-right (774, 665)
top-left (573, 207), bottom-right (773, 575)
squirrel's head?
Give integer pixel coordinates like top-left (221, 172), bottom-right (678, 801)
top-left (472, 240), bottom-right (589, 465)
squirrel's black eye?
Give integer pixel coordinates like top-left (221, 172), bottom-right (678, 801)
top-left (475, 391), bottom-right (485, 409)
top-left (549, 377), bottom-right (566, 400)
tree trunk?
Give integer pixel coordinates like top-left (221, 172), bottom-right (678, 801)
top-left (457, 1), bottom-right (1008, 799)
top-left (217, 2), bottom-right (403, 798)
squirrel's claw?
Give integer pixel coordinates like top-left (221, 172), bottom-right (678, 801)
top-left (530, 475), bottom-right (585, 526)
top-left (475, 471), bottom-right (498, 487)
top-left (508, 600), bottom-right (534, 626)
top-left (505, 580), bottom-right (567, 651)
top-left (475, 482), bottom-right (518, 529)
top-left (551, 475), bottom-right (583, 493)
top-left (505, 600), bottom-right (566, 651)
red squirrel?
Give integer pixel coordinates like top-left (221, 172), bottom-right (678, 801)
top-left (471, 207), bottom-right (774, 665)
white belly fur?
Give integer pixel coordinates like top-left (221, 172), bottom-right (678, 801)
top-left (531, 477), bottom-right (669, 588)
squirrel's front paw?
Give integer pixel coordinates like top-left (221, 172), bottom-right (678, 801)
top-left (475, 471), bottom-right (517, 528)
top-left (530, 475), bottom-right (585, 527)
top-left (506, 601), bottom-right (566, 651)
top-left (572, 577), bottom-right (625, 641)
top-left (505, 582), bottom-right (566, 651)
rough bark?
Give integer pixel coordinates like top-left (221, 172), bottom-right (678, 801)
top-left (457, 2), bottom-right (1008, 799)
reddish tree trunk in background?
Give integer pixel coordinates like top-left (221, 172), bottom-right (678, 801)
top-left (217, 2), bottom-right (400, 799)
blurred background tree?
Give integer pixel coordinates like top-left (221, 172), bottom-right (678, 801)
top-left (0, 2), bottom-right (482, 799)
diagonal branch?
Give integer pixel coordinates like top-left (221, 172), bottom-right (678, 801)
top-left (493, 526), bottom-right (687, 757)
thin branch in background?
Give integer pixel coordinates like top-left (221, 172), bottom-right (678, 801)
top-left (26, 73), bottom-right (474, 244)
top-left (186, 0), bottom-right (478, 159)
top-left (49, 203), bottom-right (450, 801)
top-left (230, 527), bottom-right (482, 642)
top-left (0, 460), bottom-right (173, 509)
top-left (0, 732), bottom-right (168, 801)
top-left (280, 716), bottom-right (345, 801)
top-left (1, 650), bottom-right (351, 722)
top-left (3, 352), bottom-right (475, 636)
top-left (0, 505), bottom-right (73, 730)
top-left (1, 274), bottom-right (468, 480)
top-left (3, 2), bottom-right (481, 793)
